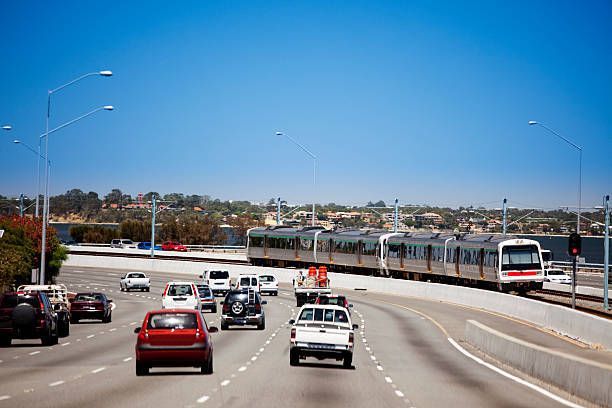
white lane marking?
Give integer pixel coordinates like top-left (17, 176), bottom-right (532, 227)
top-left (29, 351), bottom-right (40, 355)
top-left (76, 339), bottom-right (81, 342)
top-left (61, 342), bottom-right (70, 346)
top-left (395, 390), bottom-right (404, 398)
top-left (370, 355), bottom-right (376, 360)
top-left (259, 348), bottom-right (264, 352)
top-left (0, 360), bottom-right (3, 363)
top-left (220, 380), bottom-right (230, 387)
top-left (129, 322), bottom-right (137, 325)
top-left (109, 328), bottom-right (117, 332)
top-left (265, 340), bottom-right (270, 345)
top-left (377, 365), bottom-right (383, 371)
top-left (385, 376), bottom-right (393, 383)
top-left (49, 380), bottom-right (64, 387)
top-left (197, 395), bottom-right (209, 404)
top-left (87, 335), bottom-right (95, 339)
top-left (238, 366), bottom-right (247, 372)
top-left (447, 338), bottom-right (583, 408)
top-left (251, 356), bottom-right (257, 361)
top-left (91, 367), bottom-right (106, 374)
top-left (0, 395), bottom-right (10, 401)
top-left (123, 357), bottom-right (132, 362)
top-left (99, 331), bottom-right (105, 334)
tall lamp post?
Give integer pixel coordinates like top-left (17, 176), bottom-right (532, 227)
top-left (528, 121), bottom-right (582, 234)
top-left (276, 131), bottom-right (317, 226)
top-left (39, 104), bottom-right (114, 284)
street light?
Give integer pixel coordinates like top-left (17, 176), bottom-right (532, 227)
top-left (528, 120), bottom-right (582, 234)
top-left (276, 131), bottom-right (318, 226)
top-left (39, 100), bottom-right (114, 285)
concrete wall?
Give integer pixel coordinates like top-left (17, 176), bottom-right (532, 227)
top-left (465, 319), bottom-right (611, 407)
top-left (64, 254), bottom-right (612, 350)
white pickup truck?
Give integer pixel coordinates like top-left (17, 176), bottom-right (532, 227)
top-left (289, 304), bottom-right (358, 369)
top-left (120, 272), bottom-right (150, 292)
top-left (293, 272), bottom-right (331, 307)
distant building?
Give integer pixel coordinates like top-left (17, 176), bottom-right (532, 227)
top-left (414, 212), bottom-right (444, 225)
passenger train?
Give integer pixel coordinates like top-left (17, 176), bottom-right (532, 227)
top-left (247, 226), bottom-right (545, 292)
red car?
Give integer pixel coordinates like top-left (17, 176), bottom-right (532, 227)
top-left (161, 241), bottom-right (188, 252)
top-left (134, 309), bottom-right (218, 376)
top-left (70, 292), bottom-right (113, 323)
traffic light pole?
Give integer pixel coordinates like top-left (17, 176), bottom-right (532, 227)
top-left (571, 256), bottom-right (577, 309)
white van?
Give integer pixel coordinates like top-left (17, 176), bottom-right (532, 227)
top-left (259, 274), bottom-right (278, 296)
top-left (235, 274), bottom-right (260, 293)
top-left (200, 270), bottom-right (231, 296)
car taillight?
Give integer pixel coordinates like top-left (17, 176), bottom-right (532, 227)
top-left (223, 303), bottom-right (230, 313)
top-left (290, 328), bottom-right (296, 341)
top-left (255, 303), bottom-right (261, 313)
top-left (138, 330), bottom-right (149, 343)
top-left (348, 332), bottom-right (354, 346)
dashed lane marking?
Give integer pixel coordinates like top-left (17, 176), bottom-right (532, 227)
top-left (238, 366), bottom-right (247, 372)
top-left (197, 395), bottom-right (209, 404)
top-left (385, 377), bottom-right (393, 383)
top-left (29, 351), bottom-right (40, 356)
top-left (220, 380), bottom-right (230, 387)
top-left (87, 335), bottom-right (95, 339)
top-left (395, 390), bottom-right (405, 398)
top-left (0, 395), bottom-right (10, 401)
top-left (61, 342), bottom-right (70, 346)
top-left (91, 367), bottom-right (106, 374)
top-left (123, 357), bottom-right (132, 362)
top-left (49, 381), bottom-right (64, 387)
top-left (109, 328), bottom-right (117, 332)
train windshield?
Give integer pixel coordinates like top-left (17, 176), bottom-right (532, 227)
top-left (501, 245), bottom-right (541, 271)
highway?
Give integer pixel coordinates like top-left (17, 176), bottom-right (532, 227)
top-left (0, 266), bottom-right (596, 407)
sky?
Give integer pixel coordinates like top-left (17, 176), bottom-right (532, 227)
top-left (1, 1), bottom-right (611, 209)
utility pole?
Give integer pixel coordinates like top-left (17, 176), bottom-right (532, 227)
top-left (150, 195), bottom-right (156, 259)
top-left (393, 198), bottom-right (399, 233)
top-left (604, 194), bottom-right (610, 311)
top-left (19, 194), bottom-right (24, 218)
top-left (276, 197), bottom-right (281, 225)
top-left (502, 198), bottom-right (507, 235)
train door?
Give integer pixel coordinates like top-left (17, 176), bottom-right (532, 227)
top-left (357, 240), bottom-right (363, 266)
top-left (329, 239), bottom-right (334, 263)
top-left (455, 247), bottom-right (460, 277)
top-left (295, 237), bottom-right (300, 260)
top-left (426, 245), bottom-right (432, 272)
top-left (264, 236), bottom-right (269, 258)
top-left (400, 243), bottom-right (405, 269)
top-left (479, 248), bottom-right (485, 279)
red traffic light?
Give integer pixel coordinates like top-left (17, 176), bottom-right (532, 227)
top-left (568, 233), bottom-right (581, 257)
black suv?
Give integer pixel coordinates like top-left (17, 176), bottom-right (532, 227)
top-left (220, 289), bottom-right (266, 330)
top-left (0, 291), bottom-right (59, 346)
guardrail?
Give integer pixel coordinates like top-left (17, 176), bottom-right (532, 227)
top-left (551, 261), bottom-right (610, 274)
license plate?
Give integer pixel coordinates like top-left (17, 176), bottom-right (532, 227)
top-left (308, 343), bottom-right (335, 350)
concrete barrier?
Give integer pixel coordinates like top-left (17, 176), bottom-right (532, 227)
top-left (64, 254), bottom-right (612, 350)
top-left (465, 319), bottom-right (611, 407)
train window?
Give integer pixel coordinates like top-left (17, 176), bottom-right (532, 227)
top-left (484, 250), bottom-right (498, 267)
top-left (446, 247), bottom-right (456, 263)
top-left (388, 244), bottom-right (400, 258)
top-left (362, 241), bottom-right (376, 256)
top-left (431, 246), bottom-right (443, 262)
top-left (286, 238), bottom-right (295, 250)
top-left (249, 236), bottom-right (264, 248)
top-left (300, 239), bottom-right (313, 251)
top-left (317, 239), bottom-right (330, 252)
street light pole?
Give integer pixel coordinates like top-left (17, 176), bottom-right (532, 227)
top-left (393, 198), bottom-right (399, 233)
top-left (276, 131), bottom-right (317, 226)
top-left (151, 195), bottom-right (156, 259)
top-left (502, 198), bottom-right (507, 235)
top-left (528, 121), bottom-right (582, 234)
top-left (604, 194), bottom-right (610, 311)
top-left (39, 104), bottom-right (113, 284)
top-left (276, 197), bottom-right (281, 225)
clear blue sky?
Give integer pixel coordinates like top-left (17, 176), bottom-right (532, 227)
top-left (1, 1), bottom-right (611, 209)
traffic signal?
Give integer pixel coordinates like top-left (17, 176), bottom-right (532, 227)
top-left (568, 233), bottom-right (581, 257)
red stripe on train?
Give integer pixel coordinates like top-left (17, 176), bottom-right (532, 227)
top-left (507, 271), bottom-right (538, 276)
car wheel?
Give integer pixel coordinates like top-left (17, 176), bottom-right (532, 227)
top-left (201, 354), bottom-right (213, 374)
top-left (221, 321), bottom-right (228, 331)
top-left (257, 319), bottom-right (265, 330)
top-left (104, 312), bottom-right (112, 323)
top-left (58, 320), bottom-right (70, 337)
top-left (70, 317), bottom-right (79, 324)
top-left (146, 288), bottom-right (150, 292)
top-left (290, 349), bottom-right (299, 366)
top-left (343, 353), bottom-right (353, 369)
top-left (0, 335), bottom-right (11, 347)
top-left (136, 362), bottom-right (149, 376)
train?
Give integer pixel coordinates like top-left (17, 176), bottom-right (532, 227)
top-left (246, 226), bottom-right (545, 292)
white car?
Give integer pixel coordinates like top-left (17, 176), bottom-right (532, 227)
top-left (289, 304), bottom-right (358, 368)
top-left (259, 275), bottom-right (278, 296)
top-left (162, 282), bottom-right (201, 311)
top-left (120, 272), bottom-right (150, 292)
top-left (110, 238), bottom-right (135, 248)
top-left (235, 274), bottom-right (260, 293)
top-left (200, 270), bottom-right (231, 296)
top-left (544, 269), bottom-right (572, 284)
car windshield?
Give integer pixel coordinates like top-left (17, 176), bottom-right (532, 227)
top-left (548, 270), bottom-right (566, 276)
top-left (75, 294), bottom-right (103, 302)
top-left (198, 287), bottom-right (212, 297)
top-left (147, 313), bottom-right (197, 329)
top-left (209, 271), bottom-right (229, 279)
top-left (167, 285), bottom-right (193, 296)
top-left (260, 275), bottom-right (274, 282)
top-left (239, 277), bottom-right (251, 287)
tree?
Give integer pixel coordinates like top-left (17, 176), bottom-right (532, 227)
top-left (104, 189), bottom-right (123, 205)
top-left (227, 214), bottom-right (261, 245)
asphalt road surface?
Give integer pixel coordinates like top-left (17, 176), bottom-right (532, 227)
top-left (0, 266), bottom-right (592, 408)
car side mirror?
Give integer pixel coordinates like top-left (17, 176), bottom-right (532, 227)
top-left (261, 300), bottom-right (267, 305)
top-left (199, 275), bottom-right (203, 279)
top-left (219, 301), bottom-right (224, 305)
top-left (349, 304), bottom-right (354, 308)
top-left (352, 324), bottom-right (359, 330)
top-left (134, 327), bottom-right (141, 334)
top-left (208, 326), bottom-right (219, 333)
top-left (288, 319), bottom-right (295, 325)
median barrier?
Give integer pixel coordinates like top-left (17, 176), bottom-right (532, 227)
top-left (465, 319), bottom-right (611, 407)
top-left (64, 254), bottom-right (612, 350)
